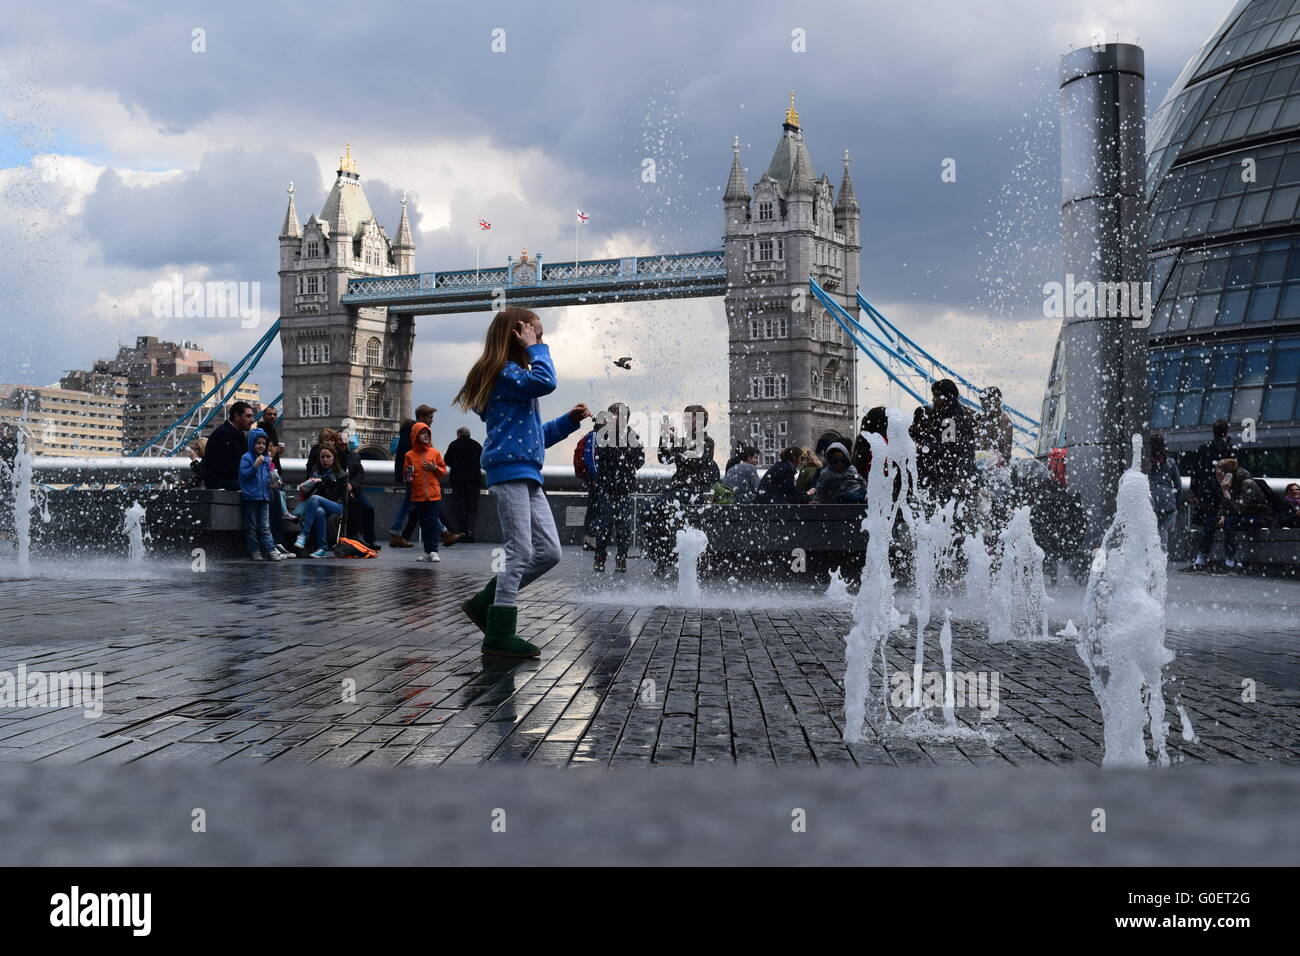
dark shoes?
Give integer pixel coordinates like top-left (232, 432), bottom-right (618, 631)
top-left (389, 534), bottom-right (414, 548)
top-left (615, 555), bottom-right (627, 573)
top-left (593, 553), bottom-right (606, 573)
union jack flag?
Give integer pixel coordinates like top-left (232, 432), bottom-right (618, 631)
top-left (576, 209), bottom-right (589, 224)
top-left (478, 219), bottom-right (491, 230)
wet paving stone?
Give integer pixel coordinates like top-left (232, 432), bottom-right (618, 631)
top-left (0, 545), bottom-right (1296, 768)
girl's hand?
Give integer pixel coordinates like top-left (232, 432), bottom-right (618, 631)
top-left (514, 321), bottom-right (540, 347)
top-left (570, 403), bottom-right (591, 423)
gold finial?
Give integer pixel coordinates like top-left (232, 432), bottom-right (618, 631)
top-left (785, 91), bottom-right (800, 129)
top-left (339, 142), bottom-right (358, 175)
top-left (519, 246), bottom-right (530, 262)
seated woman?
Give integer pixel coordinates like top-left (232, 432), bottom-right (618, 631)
top-left (794, 447), bottom-right (821, 493)
top-left (293, 444), bottom-right (348, 557)
top-left (756, 446), bottom-right (808, 504)
top-left (813, 443), bottom-right (867, 503)
top-left (721, 445), bottom-right (761, 503)
top-left (1283, 483), bottom-right (1300, 528)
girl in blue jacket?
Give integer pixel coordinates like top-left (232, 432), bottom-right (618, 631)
top-left (453, 308), bottom-right (589, 658)
top-left (238, 428), bottom-right (288, 561)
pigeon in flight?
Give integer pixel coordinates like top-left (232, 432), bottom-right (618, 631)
top-left (614, 357), bottom-right (633, 370)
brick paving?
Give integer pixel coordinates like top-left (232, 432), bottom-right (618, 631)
top-left (0, 545), bottom-right (1297, 768)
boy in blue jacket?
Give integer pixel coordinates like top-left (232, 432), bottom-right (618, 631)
top-left (239, 428), bottom-right (289, 561)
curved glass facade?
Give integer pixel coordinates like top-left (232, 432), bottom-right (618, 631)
top-left (1042, 0), bottom-right (1300, 474)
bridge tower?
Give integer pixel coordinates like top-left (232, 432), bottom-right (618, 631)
top-left (277, 145), bottom-right (416, 458)
top-left (723, 94), bottom-right (860, 463)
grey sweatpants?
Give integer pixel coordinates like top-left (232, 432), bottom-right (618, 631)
top-left (491, 479), bottom-right (562, 606)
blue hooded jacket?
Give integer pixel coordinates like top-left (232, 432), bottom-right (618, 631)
top-left (238, 428), bottom-right (274, 501)
top-left (479, 343), bottom-right (580, 486)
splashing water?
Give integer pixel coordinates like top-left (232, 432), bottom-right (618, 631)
top-left (1078, 435), bottom-right (1175, 768)
top-left (962, 534), bottom-right (992, 623)
top-left (9, 428), bottom-right (50, 576)
top-left (1177, 703), bottom-right (1197, 743)
top-left (988, 506), bottom-right (1049, 643)
top-left (844, 409), bottom-right (917, 743)
top-left (910, 499), bottom-right (955, 706)
top-left (938, 610), bottom-right (957, 731)
top-left (124, 501), bottom-right (147, 567)
top-left (675, 527), bottom-right (708, 604)
top-left (824, 567), bottom-right (851, 601)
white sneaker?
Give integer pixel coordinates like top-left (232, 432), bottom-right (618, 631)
top-left (1193, 554), bottom-right (1206, 567)
top-left (416, 552), bottom-right (441, 563)
top-left (274, 544), bottom-right (295, 558)
top-left (267, 551), bottom-right (289, 561)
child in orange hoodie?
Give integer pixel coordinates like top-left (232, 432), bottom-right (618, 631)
top-left (403, 421), bottom-right (448, 563)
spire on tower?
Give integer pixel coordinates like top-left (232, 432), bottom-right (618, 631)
top-left (280, 181), bottom-right (301, 239)
top-left (784, 91), bottom-right (800, 131)
top-left (393, 191), bottom-right (415, 250)
top-left (724, 136), bottom-right (750, 201)
top-left (790, 137), bottom-right (815, 195)
top-left (835, 149), bottom-right (860, 213)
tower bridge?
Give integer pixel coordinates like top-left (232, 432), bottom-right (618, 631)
top-left (135, 95), bottom-right (1036, 461)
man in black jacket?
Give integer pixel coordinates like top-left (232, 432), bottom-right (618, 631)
top-left (201, 402), bottom-right (255, 490)
top-left (593, 404), bottom-right (644, 572)
top-left (388, 404), bottom-right (434, 547)
top-left (1189, 419), bottom-right (1236, 569)
top-left (444, 425), bottom-right (484, 542)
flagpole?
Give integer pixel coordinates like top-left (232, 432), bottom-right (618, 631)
top-left (476, 233), bottom-right (480, 280)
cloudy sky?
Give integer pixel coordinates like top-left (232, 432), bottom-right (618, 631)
top-left (0, 0), bottom-right (1235, 458)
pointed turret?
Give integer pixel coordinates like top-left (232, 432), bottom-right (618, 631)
top-left (392, 192), bottom-right (416, 272)
top-left (789, 138), bottom-right (815, 196)
top-left (280, 182), bottom-right (301, 239)
top-left (835, 149), bottom-right (860, 214)
top-left (724, 136), bottom-right (749, 201)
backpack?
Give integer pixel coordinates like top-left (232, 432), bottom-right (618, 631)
top-left (334, 537), bottom-right (379, 559)
top-left (574, 431), bottom-right (596, 482)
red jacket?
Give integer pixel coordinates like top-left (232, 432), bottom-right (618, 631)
top-left (403, 422), bottom-right (447, 502)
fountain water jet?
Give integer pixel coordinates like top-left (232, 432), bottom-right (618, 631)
top-left (124, 501), bottom-right (147, 567)
top-left (674, 527), bottom-right (708, 604)
top-left (988, 506), bottom-right (1049, 643)
top-left (1078, 435), bottom-right (1175, 768)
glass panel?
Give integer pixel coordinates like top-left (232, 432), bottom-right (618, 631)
top-left (1227, 254), bottom-right (1257, 287)
top-left (1202, 390), bottom-right (1234, 424)
top-left (1209, 197), bottom-right (1241, 232)
top-left (1151, 298), bottom-right (1175, 333)
top-left (1271, 347), bottom-right (1300, 382)
top-left (1249, 286), bottom-right (1280, 322)
top-left (1151, 394), bottom-right (1176, 429)
top-left (1266, 185), bottom-right (1300, 221)
top-left (1179, 259), bottom-right (1206, 293)
top-left (1279, 152), bottom-right (1300, 184)
top-left (1188, 201), bottom-right (1214, 233)
top-left (1191, 293), bottom-right (1220, 327)
top-left (1174, 392), bottom-right (1203, 426)
top-left (1212, 351), bottom-right (1240, 386)
top-left (1280, 283), bottom-right (1300, 319)
top-left (1200, 257), bottom-right (1230, 290)
top-left (1169, 297), bottom-right (1194, 331)
top-left (1262, 386), bottom-right (1296, 420)
top-left (1219, 288), bottom-right (1250, 324)
top-left (1233, 387), bottom-right (1264, 421)
top-left (1241, 349), bottom-right (1270, 385)
top-left (1224, 108), bottom-right (1255, 141)
top-left (1249, 99), bottom-right (1284, 135)
top-left (1237, 192), bottom-right (1269, 227)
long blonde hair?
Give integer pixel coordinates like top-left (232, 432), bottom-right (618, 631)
top-left (453, 308), bottom-right (538, 415)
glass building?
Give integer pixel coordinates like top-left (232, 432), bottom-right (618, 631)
top-left (1041, 0), bottom-right (1300, 477)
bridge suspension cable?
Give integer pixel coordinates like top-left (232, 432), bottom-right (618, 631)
top-left (129, 320), bottom-right (282, 457)
top-left (809, 279), bottom-right (1040, 454)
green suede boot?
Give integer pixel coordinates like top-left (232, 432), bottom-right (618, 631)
top-left (482, 605), bottom-right (540, 658)
top-left (460, 576), bottom-right (497, 633)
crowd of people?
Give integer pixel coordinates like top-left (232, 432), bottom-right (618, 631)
top-left (189, 400), bottom-right (482, 562)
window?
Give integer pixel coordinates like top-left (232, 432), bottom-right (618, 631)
top-left (749, 314), bottom-right (789, 339)
top-left (350, 342), bottom-right (358, 364)
top-left (366, 396), bottom-right (381, 418)
top-left (758, 239), bottom-right (773, 261)
top-left (386, 346), bottom-right (396, 368)
top-left (750, 422), bottom-right (762, 437)
top-left (758, 201), bottom-right (774, 222)
top-left (305, 274), bottom-right (320, 294)
top-left (382, 399), bottom-right (393, 419)
top-left (811, 370), bottom-right (819, 395)
top-left (366, 337), bottom-right (382, 367)
top-left (354, 396), bottom-right (364, 416)
top-left (306, 240), bottom-right (319, 258)
top-left (298, 345), bottom-right (309, 364)
top-left (298, 438), bottom-right (308, 455)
